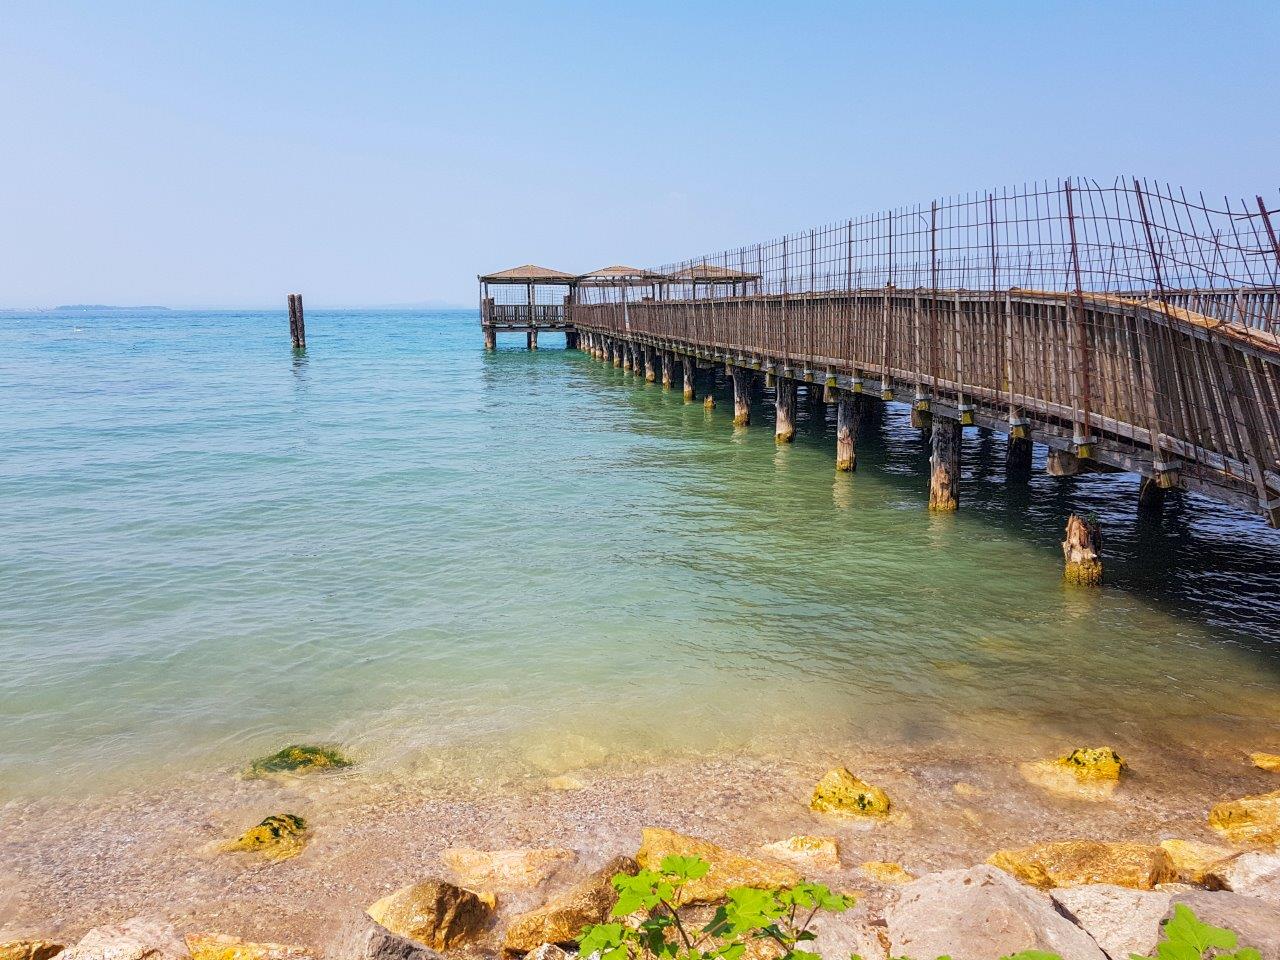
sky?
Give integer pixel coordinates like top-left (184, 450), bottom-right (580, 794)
top-left (1, 1), bottom-right (1277, 308)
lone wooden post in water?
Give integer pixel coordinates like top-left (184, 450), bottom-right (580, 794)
top-left (929, 417), bottom-right (961, 511)
top-left (1063, 514), bottom-right (1103, 584)
top-left (836, 393), bottom-right (862, 471)
top-left (287, 293), bottom-right (306, 349)
top-left (775, 378), bottom-right (797, 443)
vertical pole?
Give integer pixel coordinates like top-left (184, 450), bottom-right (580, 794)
top-left (836, 393), bottom-right (862, 471)
top-left (661, 352), bottom-right (673, 389)
top-left (288, 293), bottom-right (306, 349)
top-left (644, 346), bottom-right (657, 382)
top-left (775, 378), bottom-right (796, 443)
top-left (527, 329), bottom-right (538, 351)
top-left (928, 417), bottom-right (961, 511)
top-left (730, 366), bottom-right (752, 426)
top-left (1063, 514), bottom-right (1102, 585)
top-left (1137, 475), bottom-right (1166, 517)
top-left (682, 356), bottom-right (696, 401)
top-left (1006, 434), bottom-right (1033, 481)
top-left (484, 327), bottom-right (496, 351)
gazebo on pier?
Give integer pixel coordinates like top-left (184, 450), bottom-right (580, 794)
top-left (478, 264), bottom-right (577, 350)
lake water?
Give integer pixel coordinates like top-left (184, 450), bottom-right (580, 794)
top-left (3, 308), bottom-right (1279, 799)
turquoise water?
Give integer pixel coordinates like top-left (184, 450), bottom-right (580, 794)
top-left (2, 308), bottom-right (1279, 797)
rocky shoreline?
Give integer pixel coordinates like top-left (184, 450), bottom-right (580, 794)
top-left (4, 745), bottom-right (1280, 959)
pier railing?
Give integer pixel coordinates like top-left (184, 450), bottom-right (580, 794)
top-left (570, 179), bottom-right (1280, 524)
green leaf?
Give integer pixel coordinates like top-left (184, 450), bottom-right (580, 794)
top-left (579, 922), bottom-right (628, 960)
top-left (1161, 905), bottom-right (1238, 954)
top-left (660, 855), bottom-right (711, 881)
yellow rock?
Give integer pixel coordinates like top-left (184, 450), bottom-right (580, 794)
top-left (1251, 753), bottom-right (1280, 773)
top-left (1158, 839), bottom-right (1238, 886)
top-left (760, 835), bottom-right (841, 870)
top-left (809, 768), bottom-right (891, 818)
top-left (636, 828), bottom-right (800, 904)
top-left (221, 814), bottom-right (308, 862)
top-left (367, 879), bottom-right (493, 950)
top-left (987, 840), bottom-right (1175, 890)
top-left (0, 942), bottom-right (63, 960)
top-left (442, 847), bottom-right (577, 891)
top-left (860, 861), bottom-right (915, 885)
top-left (503, 856), bottom-right (637, 953)
top-left (1019, 748), bottom-right (1126, 801)
top-left (1209, 789), bottom-right (1280, 846)
top-left (546, 775), bottom-right (585, 791)
top-left (187, 934), bottom-right (315, 959)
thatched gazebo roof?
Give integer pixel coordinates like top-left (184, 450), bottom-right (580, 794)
top-left (478, 264), bottom-right (578, 284)
top-left (668, 262), bottom-right (760, 282)
top-left (577, 265), bottom-right (670, 285)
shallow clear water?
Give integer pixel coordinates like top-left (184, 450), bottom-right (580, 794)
top-left (2, 308), bottom-right (1279, 798)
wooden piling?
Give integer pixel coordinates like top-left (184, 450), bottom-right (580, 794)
top-left (644, 347), bottom-right (657, 383)
top-left (1137, 475), bottom-right (1166, 516)
top-left (1046, 449), bottom-right (1082, 476)
top-left (565, 330), bottom-right (579, 350)
top-left (661, 352), bottom-right (673, 389)
top-left (527, 329), bottom-right (539, 350)
top-left (836, 393), bottom-right (862, 471)
top-left (612, 342), bottom-right (622, 368)
top-left (1006, 434), bottom-right (1033, 481)
top-left (682, 357), bottom-right (696, 401)
top-left (929, 417), bottom-right (961, 511)
top-left (287, 293), bottom-right (306, 349)
top-left (1063, 514), bottom-right (1103, 585)
top-left (775, 378), bottom-right (797, 443)
top-left (730, 366), bottom-right (752, 426)
top-left (483, 326), bottom-right (496, 351)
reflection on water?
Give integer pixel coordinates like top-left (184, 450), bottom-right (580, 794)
top-left (0, 309), bottom-right (1278, 800)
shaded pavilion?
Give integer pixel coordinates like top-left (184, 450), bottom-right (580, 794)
top-left (478, 264), bottom-right (577, 349)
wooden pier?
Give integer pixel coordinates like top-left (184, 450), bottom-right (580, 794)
top-left (480, 178), bottom-right (1280, 576)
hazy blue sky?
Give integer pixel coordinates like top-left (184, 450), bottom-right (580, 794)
top-left (2, 1), bottom-right (1277, 307)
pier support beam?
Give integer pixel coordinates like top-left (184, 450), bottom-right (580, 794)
top-left (1006, 433), bottom-right (1033, 482)
top-left (1047, 449), bottom-right (1081, 476)
top-left (1063, 514), bottom-right (1103, 585)
top-left (622, 343), bottom-right (633, 371)
top-left (928, 417), bottom-right (961, 512)
top-left (612, 342), bottom-right (623, 368)
top-left (483, 327), bottom-right (496, 351)
top-left (682, 357), bottom-right (696, 401)
top-left (661, 352), bottom-right (673, 389)
top-left (836, 393), bottom-right (862, 471)
top-left (644, 347), bottom-right (656, 383)
top-left (527, 330), bottom-right (538, 351)
top-left (775, 379), bottom-right (797, 443)
top-left (1137, 475), bottom-right (1166, 517)
top-left (565, 330), bottom-right (578, 350)
top-left (730, 367), bottom-right (752, 426)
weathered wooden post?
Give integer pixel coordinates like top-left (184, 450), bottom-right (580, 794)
top-left (929, 417), bottom-right (961, 511)
top-left (612, 341), bottom-right (623, 368)
top-left (730, 366), bottom-right (752, 426)
top-left (661, 352), bottom-right (673, 389)
top-left (1047, 448), bottom-right (1082, 476)
top-left (775, 378), bottom-right (797, 443)
top-left (644, 347), bottom-right (657, 383)
top-left (1006, 431), bottom-right (1033, 481)
top-left (565, 329), bottom-right (579, 350)
top-left (835, 393), bottom-right (862, 471)
top-left (483, 327), bottom-right (496, 351)
top-left (1062, 514), bottom-right (1102, 584)
top-left (288, 293), bottom-right (306, 349)
top-left (527, 329), bottom-right (539, 350)
top-left (682, 357), bottom-right (696, 401)
top-left (622, 342), bottom-right (633, 371)
top-left (1137, 475), bottom-right (1166, 516)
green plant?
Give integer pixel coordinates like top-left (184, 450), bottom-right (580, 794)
top-left (579, 855), bottom-right (852, 960)
top-left (579, 858), bottom-right (1261, 960)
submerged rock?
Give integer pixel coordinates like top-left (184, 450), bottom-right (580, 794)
top-left (523, 945), bottom-right (570, 960)
top-left (806, 907), bottom-right (890, 960)
top-left (860, 861), bottom-right (915, 885)
top-left (503, 855), bottom-right (637, 954)
top-left (1158, 839), bottom-right (1237, 887)
top-left (884, 865), bottom-right (1106, 960)
top-left (366, 879), bottom-right (491, 951)
top-left (186, 934), bottom-right (315, 959)
top-left (1251, 752), bottom-right (1280, 773)
top-left (1050, 885), bottom-right (1171, 959)
top-left (325, 916), bottom-right (442, 960)
top-left (0, 942), bottom-right (64, 960)
top-left (760, 835), bottom-right (841, 870)
top-left (987, 840), bottom-right (1175, 890)
top-left (221, 814), bottom-right (309, 862)
top-left (545, 775), bottom-right (585, 791)
top-left (1210, 789), bottom-right (1280, 846)
top-left (1020, 747), bottom-right (1126, 800)
top-left (61, 916), bottom-right (191, 960)
top-left (636, 828), bottom-right (800, 904)
top-left (809, 768), bottom-right (891, 818)
top-left (441, 847), bottom-right (577, 891)
top-left (244, 745), bottom-right (353, 779)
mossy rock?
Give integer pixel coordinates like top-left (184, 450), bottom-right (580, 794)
top-left (221, 813), bottom-right (309, 862)
top-left (1058, 747), bottom-right (1125, 781)
top-left (810, 767), bottom-right (891, 817)
top-left (244, 744), bottom-right (352, 779)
